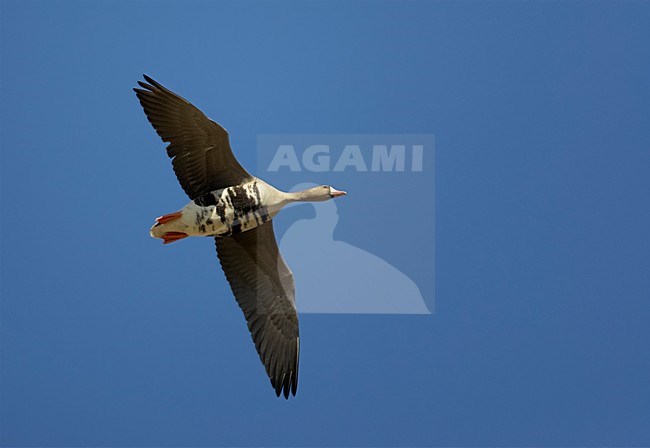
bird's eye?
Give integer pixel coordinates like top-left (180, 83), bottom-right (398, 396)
top-left (323, 185), bottom-right (328, 189)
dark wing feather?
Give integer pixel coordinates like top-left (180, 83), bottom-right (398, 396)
top-left (215, 221), bottom-right (299, 398)
top-left (134, 75), bottom-right (251, 199)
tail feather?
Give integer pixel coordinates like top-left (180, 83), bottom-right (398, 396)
top-left (150, 211), bottom-right (184, 241)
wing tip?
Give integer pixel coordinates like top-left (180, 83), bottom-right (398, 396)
top-left (134, 75), bottom-right (163, 95)
top-left (291, 375), bottom-right (298, 396)
top-left (143, 73), bottom-right (157, 86)
top-left (272, 371), bottom-right (298, 399)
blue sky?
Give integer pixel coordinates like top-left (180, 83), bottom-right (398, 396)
top-left (2, 1), bottom-right (650, 446)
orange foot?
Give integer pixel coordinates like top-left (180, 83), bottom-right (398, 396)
top-left (155, 211), bottom-right (183, 226)
top-left (162, 231), bottom-right (188, 244)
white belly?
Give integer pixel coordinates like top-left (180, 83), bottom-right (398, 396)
top-left (149, 182), bottom-right (274, 239)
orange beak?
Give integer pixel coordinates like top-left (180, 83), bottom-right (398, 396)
top-left (330, 188), bottom-right (347, 198)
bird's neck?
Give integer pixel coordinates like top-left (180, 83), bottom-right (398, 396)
top-left (257, 182), bottom-right (325, 211)
top-left (282, 190), bottom-right (318, 203)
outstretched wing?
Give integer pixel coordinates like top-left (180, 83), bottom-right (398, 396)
top-left (134, 75), bottom-right (252, 199)
top-left (215, 221), bottom-right (299, 398)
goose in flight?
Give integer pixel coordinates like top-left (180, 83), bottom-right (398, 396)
top-left (134, 75), bottom-right (346, 399)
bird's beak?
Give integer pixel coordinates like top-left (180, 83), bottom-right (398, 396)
top-left (330, 187), bottom-right (347, 198)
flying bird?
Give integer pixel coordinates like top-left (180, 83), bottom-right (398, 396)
top-left (134, 75), bottom-right (346, 399)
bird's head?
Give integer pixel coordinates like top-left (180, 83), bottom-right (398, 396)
top-left (290, 185), bottom-right (347, 202)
